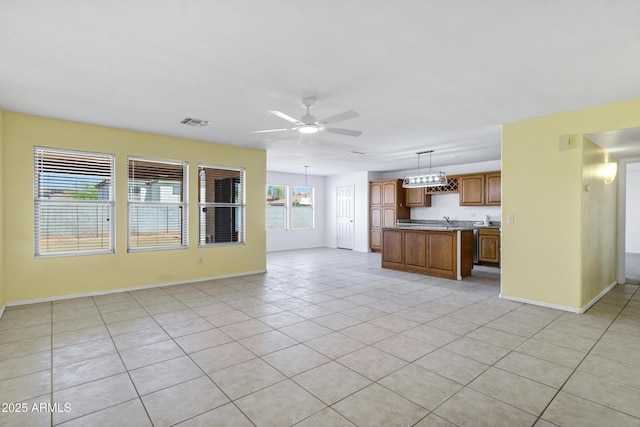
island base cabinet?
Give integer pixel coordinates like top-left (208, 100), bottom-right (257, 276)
top-left (404, 231), bottom-right (427, 272)
top-left (382, 229), bottom-right (473, 280)
top-left (427, 232), bottom-right (455, 276)
top-left (382, 230), bottom-right (403, 267)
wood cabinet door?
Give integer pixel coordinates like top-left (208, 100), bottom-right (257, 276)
top-left (370, 207), bottom-right (382, 228)
top-left (370, 182), bottom-right (383, 206)
top-left (404, 231), bottom-right (427, 270)
top-left (405, 188), bottom-right (432, 207)
top-left (370, 229), bottom-right (382, 251)
top-left (382, 208), bottom-right (397, 227)
top-left (459, 174), bottom-right (486, 206)
top-left (382, 181), bottom-right (397, 206)
top-left (382, 230), bottom-right (403, 264)
top-left (426, 232), bottom-right (455, 275)
top-left (486, 172), bottom-right (501, 206)
top-left (479, 235), bottom-right (499, 263)
top-left (405, 187), bottom-right (423, 206)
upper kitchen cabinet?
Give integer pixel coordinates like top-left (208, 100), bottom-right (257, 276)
top-left (459, 174), bottom-right (486, 206)
top-left (371, 179), bottom-right (406, 207)
top-left (486, 172), bottom-right (501, 206)
top-left (405, 187), bottom-right (432, 207)
top-left (459, 171), bottom-right (501, 206)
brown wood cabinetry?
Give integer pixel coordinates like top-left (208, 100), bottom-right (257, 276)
top-left (486, 172), bottom-right (501, 206)
top-left (405, 187), bottom-right (432, 207)
top-left (459, 174), bottom-right (486, 206)
top-left (381, 228), bottom-right (473, 280)
top-left (370, 180), bottom-right (409, 252)
top-left (459, 171), bottom-right (501, 206)
top-left (478, 228), bottom-right (500, 265)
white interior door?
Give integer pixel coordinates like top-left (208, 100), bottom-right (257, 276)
top-left (336, 185), bottom-right (354, 249)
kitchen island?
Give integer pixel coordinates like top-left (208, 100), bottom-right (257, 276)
top-left (381, 225), bottom-right (474, 280)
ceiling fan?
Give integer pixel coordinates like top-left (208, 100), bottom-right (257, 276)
top-left (252, 97), bottom-right (362, 137)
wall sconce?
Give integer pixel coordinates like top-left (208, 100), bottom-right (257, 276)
top-left (603, 162), bottom-right (617, 184)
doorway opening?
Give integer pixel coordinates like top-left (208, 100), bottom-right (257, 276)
top-left (625, 162), bottom-right (640, 284)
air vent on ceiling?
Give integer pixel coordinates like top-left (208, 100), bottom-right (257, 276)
top-left (180, 117), bottom-right (211, 127)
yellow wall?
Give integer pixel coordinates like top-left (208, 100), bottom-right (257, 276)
top-left (3, 112), bottom-right (266, 303)
top-left (502, 98), bottom-right (640, 310)
top-left (0, 107), bottom-right (4, 309)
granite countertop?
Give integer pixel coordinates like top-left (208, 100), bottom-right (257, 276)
top-left (389, 224), bottom-right (476, 231)
top-left (391, 220), bottom-right (501, 232)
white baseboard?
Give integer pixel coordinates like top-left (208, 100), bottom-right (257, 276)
top-left (500, 280), bottom-right (618, 314)
top-left (0, 304), bottom-right (6, 320)
top-left (4, 269), bottom-right (267, 309)
top-left (580, 280), bottom-right (618, 313)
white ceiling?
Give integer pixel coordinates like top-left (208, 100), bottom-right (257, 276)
top-left (1, 1), bottom-right (639, 176)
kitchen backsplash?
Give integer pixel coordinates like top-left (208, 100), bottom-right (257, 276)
top-left (409, 192), bottom-right (501, 222)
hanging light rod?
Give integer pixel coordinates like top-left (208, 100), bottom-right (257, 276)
top-left (402, 150), bottom-right (448, 188)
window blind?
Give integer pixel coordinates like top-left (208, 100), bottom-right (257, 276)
top-left (34, 147), bottom-right (115, 256)
top-left (128, 158), bottom-right (188, 251)
top-left (198, 165), bottom-right (245, 245)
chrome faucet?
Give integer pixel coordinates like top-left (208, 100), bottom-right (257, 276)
top-left (443, 216), bottom-right (451, 225)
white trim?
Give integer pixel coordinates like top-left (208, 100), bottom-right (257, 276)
top-left (3, 269), bottom-right (266, 308)
top-left (580, 281), bottom-right (618, 313)
top-left (0, 304), bottom-right (6, 320)
top-left (618, 157), bottom-right (640, 284)
top-left (499, 280), bottom-right (617, 314)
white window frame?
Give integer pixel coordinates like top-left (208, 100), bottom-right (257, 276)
top-left (34, 147), bottom-right (115, 257)
top-left (198, 164), bottom-right (246, 246)
top-left (290, 186), bottom-right (315, 230)
top-left (266, 184), bottom-right (288, 230)
top-left (127, 157), bottom-right (188, 252)
top-left (266, 184), bottom-right (315, 231)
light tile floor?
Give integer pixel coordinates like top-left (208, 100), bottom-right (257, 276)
top-left (1, 248), bottom-right (639, 426)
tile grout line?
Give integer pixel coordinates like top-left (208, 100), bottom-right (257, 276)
top-left (531, 286), bottom-right (640, 425)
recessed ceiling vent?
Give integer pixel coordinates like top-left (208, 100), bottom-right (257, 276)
top-left (180, 117), bottom-right (211, 127)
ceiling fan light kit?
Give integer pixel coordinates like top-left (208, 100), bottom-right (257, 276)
top-left (403, 150), bottom-right (448, 188)
top-left (252, 98), bottom-right (362, 137)
top-left (299, 124), bottom-right (320, 134)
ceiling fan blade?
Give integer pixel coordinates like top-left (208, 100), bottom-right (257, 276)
top-left (319, 110), bottom-right (359, 124)
top-left (250, 128), bottom-right (293, 133)
top-left (268, 110), bottom-right (303, 125)
top-left (324, 127), bottom-right (363, 137)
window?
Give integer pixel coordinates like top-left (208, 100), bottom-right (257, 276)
top-left (198, 165), bottom-right (245, 245)
top-left (128, 158), bottom-right (187, 251)
top-left (266, 185), bottom-right (287, 230)
top-left (291, 186), bottom-right (314, 229)
top-left (34, 147), bottom-right (115, 256)
top-left (266, 184), bottom-right (315, 230)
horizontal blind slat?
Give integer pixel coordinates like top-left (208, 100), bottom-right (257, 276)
top-left (35, 147), bottom-right (115, 256)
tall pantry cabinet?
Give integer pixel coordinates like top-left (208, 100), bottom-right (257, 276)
top-left (370, 179), bottom-right (409, 252)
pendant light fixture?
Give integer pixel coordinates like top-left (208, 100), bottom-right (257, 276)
top-left (402, 150), bottom-right (448, 188)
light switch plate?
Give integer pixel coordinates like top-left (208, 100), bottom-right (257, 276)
top-left (559, 134), bottom-right (575, 151)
